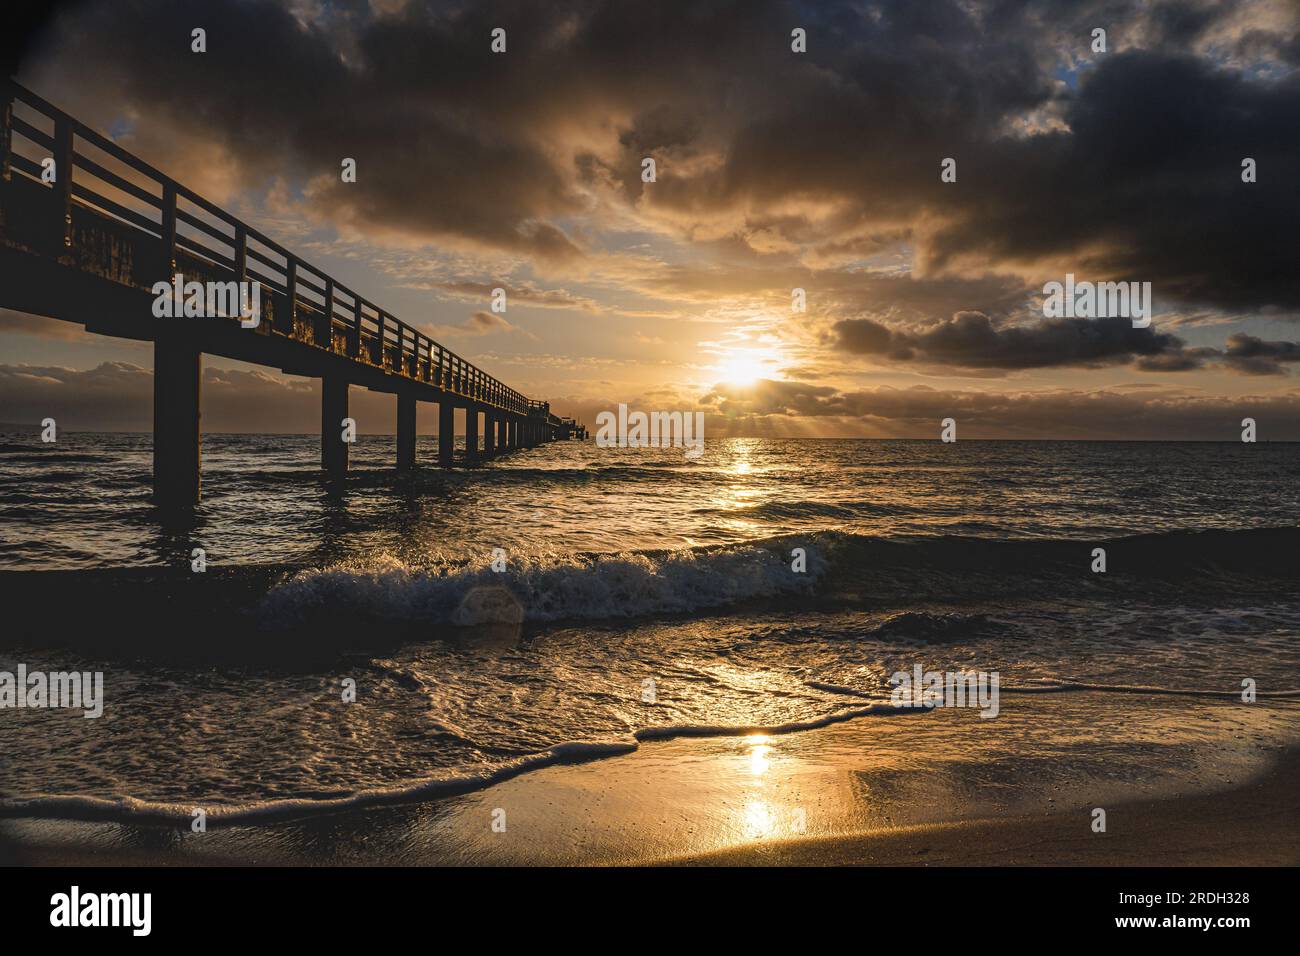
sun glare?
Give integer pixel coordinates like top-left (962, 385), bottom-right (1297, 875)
top-left (714, 350), bottom-right (777, 387)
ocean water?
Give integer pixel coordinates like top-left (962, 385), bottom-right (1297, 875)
top-left (1, 433), bottom-right (1299, 825)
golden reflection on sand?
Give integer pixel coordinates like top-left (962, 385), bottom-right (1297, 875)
top-left (742, 799), bottom-right (776, 838)
top-left (745, 735), bottom-right (773, 776)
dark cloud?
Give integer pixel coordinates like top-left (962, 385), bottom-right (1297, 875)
top-left (831, 312), bottom-right (1199, 371)
top-left (8, 0), bottom-right (1300, 441)
top-left (829, 312), bottom-right (1300, 376)
top-left (1223, 332), bottom-right (1300, 375)
top-left (927, 51), bottom-right (1300, 312)
top-left (1134, 348), bottom-right (1219, 373)
top-left (22, 0), bottom-right (590, 261)
top-left (15, 0), bottom-right (1299, 314)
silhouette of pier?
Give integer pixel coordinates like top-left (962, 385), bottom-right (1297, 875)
top-left (0, 80), bottom-right (585, 507)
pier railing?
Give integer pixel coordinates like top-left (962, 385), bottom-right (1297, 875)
top-left (0, 79), bottom-right (532, 416)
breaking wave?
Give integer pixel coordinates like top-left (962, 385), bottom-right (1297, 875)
top-left (258, 525), bottom-right (1300, 629)
top-left (259, 535), bottom-right (831, 627)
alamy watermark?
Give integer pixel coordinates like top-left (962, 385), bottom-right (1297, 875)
top-left (595, 403), bottom-right (704, 459)
top-left (152, 273), bottom-right (262, 328)
top-left (1042, 273), bottom-right (1151, 328)
top-left (0, 664), bottom-right (104, 718)
top-left (890, 664), bottom-right (1000, 718)
top-left (50, 886), bottom-right (150, 936)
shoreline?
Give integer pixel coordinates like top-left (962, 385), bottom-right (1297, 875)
top-left (3, 692), bottom-right (1298, 867)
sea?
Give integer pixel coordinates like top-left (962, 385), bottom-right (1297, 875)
top-left (1, 433), bottom-right (1298, 826)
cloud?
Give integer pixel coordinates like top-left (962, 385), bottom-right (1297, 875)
top-left (0, 308), bottom-right (100, 341)
top-left (18, 0), bottom-right (1300, 314)
top-left (830, 313), bottom-right (1300, 377)
top-left (0, 362), bottom-right (155, 431)
top-left (5, 360), bottom-right (1297, 440)
top-left (1223, 332), bottom-right (1300, 375)
top-left (830, 312), bottom-right (1201, 371)
top-left (0, 362), bottom-right (447, 433)
top-left (414, 281), bottom-right (604, 313)
top-left (8, 0), bottom-right (1300, 440)
top-left (429, 310), bottom-right (535, 338)
top-left (701, 377), bottom-right (1300, 439)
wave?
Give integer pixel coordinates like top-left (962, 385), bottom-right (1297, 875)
top-left (0, 702), bottom-right (925, 827)
top-left (691, 498), bottom-right (917, 520)
top-left (4, 526), bottom-right (1296, 656)
top-left (260, 536), bottom-right (829, 627)
top-left (5, 671), bottom-right (1294, 827)
top-left (259, 525), bottom-right (1300, 630)
top-left (808, 677), bottom-right (1300, 700)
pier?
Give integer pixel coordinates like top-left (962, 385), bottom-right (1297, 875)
top-left (0, 80), bottom-right (583, 508)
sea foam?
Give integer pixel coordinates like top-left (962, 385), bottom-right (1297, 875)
top-left (260, 537), bottom-right (829, 628)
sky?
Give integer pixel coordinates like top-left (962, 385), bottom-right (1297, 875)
top-left (2, 0), bottom-right (1299, 438)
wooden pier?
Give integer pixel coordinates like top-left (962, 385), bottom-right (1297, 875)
top-left (0, 80), bottom-right (583, 507)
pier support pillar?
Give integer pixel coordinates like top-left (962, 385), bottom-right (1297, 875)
top-left (397, 392), bottom-right (416, 470)
top-left (465, 406), bottom-right (479, 460)
top-left (153, 335), bottom-right (202, 507)
top-left (438, 401), bottom-right (454, 467)
top-left (483, 413), bottom-right (496, 457)
top-left (498, 417), bottom-right (507, 452)
top-left (321, 375), bottom-right (349, 477)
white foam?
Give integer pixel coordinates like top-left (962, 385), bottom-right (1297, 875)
top-left (808, 677), bottom-right (1300, 699)
top-left (8, 669), bottom-right (1290, 828)
top-left (261, 539), bottom-right (828, 627)
top-left (0, 701), bottom-right (927, 827)
top-left (0, 739), bottom-right (638, 825)
top-left (1002, 678), bottom-right (1300, 698)
top-left (633, 702), bottom-right (931, 741)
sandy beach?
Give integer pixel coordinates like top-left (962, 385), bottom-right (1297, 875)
top-left (4, 690), bottom-right (1297, 867)
top-left (665, 751), bottom-right (1300, 866)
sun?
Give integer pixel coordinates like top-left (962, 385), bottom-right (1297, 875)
top-left (715, 351), bottom-right (769, 386)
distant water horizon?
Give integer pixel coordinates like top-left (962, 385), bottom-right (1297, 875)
top-left (5, 424), bottom-right (1299, 441)
top-left (2, 431), bottom-right (1298, 570)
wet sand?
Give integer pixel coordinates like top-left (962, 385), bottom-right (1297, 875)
top-left (662, 748), bottom-right (1300, 866)
top-left (3, 691), bottom-right (1298, 867)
